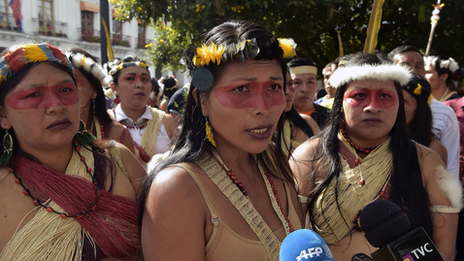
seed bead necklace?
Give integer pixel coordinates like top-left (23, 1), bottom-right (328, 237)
top-left (211, 150), bottom-right (294, 233)
top-left (124, 119), bottom-right (148, 130)
top-left (90, 116), bottom-right (106, 140)
top-left (340, 127), bottom-right (375, 154)
top-left (11, 143), bottom-right (100, 219)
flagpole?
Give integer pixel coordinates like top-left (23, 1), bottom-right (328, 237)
top-left (425, 1), bottom-right (445, 56)
top-left (100, 0), bottom-right (110, 64)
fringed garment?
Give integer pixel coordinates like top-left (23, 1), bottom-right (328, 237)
top-left (311, 134), bottom-right (393, 244)
top-left (281, 119), bottom-right (303, 157)
top-left (140, 108), bottom-right (165, 158)
top-left (0, 144), bottom-right (140, 261)
top-left (196, 148), bottom-right (301, 261)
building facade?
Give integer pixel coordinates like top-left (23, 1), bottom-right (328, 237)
top-left (0, 0), bottom-right (188, 84)
top-left (0, 0), bottom-right (153, 60)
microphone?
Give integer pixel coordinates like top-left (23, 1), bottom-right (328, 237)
top-left (279, 229), bottom-right (334, 261)
top-left (360, 200), bottom-right (444, 261)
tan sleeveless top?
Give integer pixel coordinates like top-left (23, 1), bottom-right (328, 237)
top-left (176, 164), bottom-right (301, 261)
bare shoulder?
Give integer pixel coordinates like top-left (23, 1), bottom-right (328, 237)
top-left (415, 141), bottom-right (462, 211)
top-left (146, 163), bottom-right (208, 209)
top-left (292, 136), bottom-right (321, 162)
top-left (150, 163), bottom-right (200, 193)
top-left (415, 143), bottom-right (446, 183)
top-left (106, 122), bottom-right (135, 154)
top-left (161, 112), bottom-right (178, 138)
top-left (109, 121), bottom-right (125, 138)
top-left (416, 142), bottom-right (444, 166)
top-left (290, 137), bottom-right (321, 197)
top-left (428, 138), bottom-right (448, 166)
top-left (300, 114), bottom-right (320, 135)
top-left (114, 142), bottom-right (146, 196)
top-left (141, 163), bottom-right (209, 260)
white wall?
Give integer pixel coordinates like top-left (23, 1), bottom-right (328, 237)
top-left (0, 0), bottom-right (153, 63)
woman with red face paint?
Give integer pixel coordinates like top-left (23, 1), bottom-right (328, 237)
top-left (108, 56), bottom-right (177, 165)
top-left (0, 43), bottom-right (146, 260)
top-left (291, 53), bottom-right (461, 261)
top-left (139, 21), bottom-right (304, 261)
top-left (66, 48), bottom-right (136, 156)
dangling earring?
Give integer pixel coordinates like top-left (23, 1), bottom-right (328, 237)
top-left (92, 99), bottom-right (96, 114)
top-left (205, 117), bottom-right (217, 147)
top-left (0, 128), bottom-right (14, 165)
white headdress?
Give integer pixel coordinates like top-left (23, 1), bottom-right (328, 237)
top-left (328, 63), bottom-right (412, 88)
top-left (66, 52), bottom-right (112, 87)
top-left (424, 56), bottom-right (460, 73)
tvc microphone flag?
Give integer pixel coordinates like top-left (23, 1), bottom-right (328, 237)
top-left (8, 0), bottom-right (22, 31)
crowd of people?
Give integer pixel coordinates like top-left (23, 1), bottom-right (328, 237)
top-left (0, 19), bottom-right (463, 261)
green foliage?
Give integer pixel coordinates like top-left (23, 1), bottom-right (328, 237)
top-left (143, 21), bottom-right (193, 72)
top-left (110, 0), bottom-right (464, 72)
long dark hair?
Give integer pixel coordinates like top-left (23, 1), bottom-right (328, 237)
top-left (404, 74), bottom-right (434, 147)
top-left (408, 99), bottom-right (433, 146)
top-left (139, 20), bottom-right (294, 228)
top-left (283, 107), bottom-right (314, 155)
top-left (69, 48), bottom-right (113, 125)
top-left (306, 53), bottom-right (433, 237)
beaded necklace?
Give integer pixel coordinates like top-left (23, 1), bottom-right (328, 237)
top-left (211, 149), bottom-right (294, 233)
top-left (90, 115), bottom-right (106, 140)
top-left (11, 144), bottom-right (100, 219)
top-left (124, 120), bottom-right (148, 130)
top-left (340, 122), bottom-right (374, 154)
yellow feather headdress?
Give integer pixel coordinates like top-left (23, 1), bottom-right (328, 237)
top-left (0, 43), bottom-right (72, 87)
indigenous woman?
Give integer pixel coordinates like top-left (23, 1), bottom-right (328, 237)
top-left (140, 20), bottom-right (304, 261)
top-left (403, 73), bottom-right (447, 163)
top-left (67, 48), bottom-right (135, 154)
top-left (281, 70), bottom-right (320, 157)
top-left (0, 43), bottom-right (146, 260)
top-left (291, 53), bottom-right (461, 261)
top-left (424, 55), bottom-right (461, 102)
top-left (109, 56), bottom-right (177, 164)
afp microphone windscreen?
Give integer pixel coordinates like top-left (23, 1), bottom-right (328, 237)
top-left (360, 200), bottom-right (444, 261)
top-left (279, 229), bottom-right (334, 261)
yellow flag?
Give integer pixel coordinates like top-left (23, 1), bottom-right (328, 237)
top-left (101, 18), bottom-right (114, 61)
top-left (338, 31), bottom-right (344, 57)
top-left (363, 0), bottom-right (385, 54)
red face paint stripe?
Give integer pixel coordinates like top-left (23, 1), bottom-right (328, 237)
top-left (6, 83), bottom-right (79, 110)
top-left (213, 81), bottom-right (285, 109)
top-left (343, 89), bottom-right (398, 109)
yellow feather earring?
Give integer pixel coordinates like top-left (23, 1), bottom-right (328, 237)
top-left (205, 117), bottom-right (217, 147)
